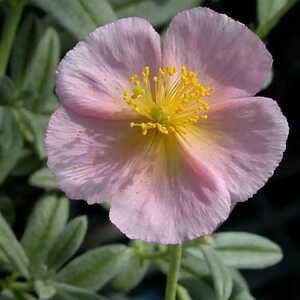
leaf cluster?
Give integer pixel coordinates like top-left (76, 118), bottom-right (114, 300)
top-left (0, 195), bottom-right (134, 299)
top-left (0, 14), bottom-right (60, 184)
top-left (0, 194), bottom-right (283, 300)
top-left (154, 233), bottom-right (282, 300)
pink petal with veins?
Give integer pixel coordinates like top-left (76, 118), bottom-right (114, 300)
top-left (163, 7), bottom-right (272, 104)
top-left (56, 18), bottom-right (161, 120)
top-left (178, 97), bottom-right (288, 204)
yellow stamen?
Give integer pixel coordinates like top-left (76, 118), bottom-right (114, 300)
top-left (123, 65), bottom-right (211, 136)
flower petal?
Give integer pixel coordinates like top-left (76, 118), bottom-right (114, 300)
top-left (109, 135), bottom-right (231, 244)
top-left (46, 108), bottom-right (231, 244)
top-left (45, 107), bottom-right (147, 204)
top-left (162, 7), bottom-right (272, 102)
top-left (56, 18), bottom-right (161, 119)
top-left (177, 97), bottom-right (288, 204)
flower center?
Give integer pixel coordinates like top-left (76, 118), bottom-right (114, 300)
top-left (123, 65), bottom-right (211, 135)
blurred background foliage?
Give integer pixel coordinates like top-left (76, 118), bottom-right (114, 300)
top-left (0, 0), bottom-right (299, 299)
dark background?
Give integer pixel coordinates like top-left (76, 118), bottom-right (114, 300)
top-left (220, 1), bottom-right (300, 299)
top-left (3, 1), bottom-right (300, 299)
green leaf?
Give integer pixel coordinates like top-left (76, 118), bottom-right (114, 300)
top-left (112, 248), bottom-right (150, 292)
top-left (42, 15), bottom-right (77, 55)
top-left (20, 294), bottom-right (37, 300)
top-left (28, 0), bottom-right (117, 39)
top-left (21, 195), bottom-right (69, 268)
top-left (0, 290), bottom-right (15, 300)
top-left (0, 247), bottom-right (9, 267)
top-left (262, 68), bottom-right (274, 90)
top-left (39, 94), bottom-right (59, 114)
top-left (182, 248), bottom-right (210, 278)
top-left (33, 280), bottom-right (56, 299)
top-left (0, 76), bottom-right (15, 105)
top-left (21, 27), bottom-right (60, 112)
top-left (18, 89), bottom-right (37, 102)
top-left (155, 249), bottom-right (210, 280)
top-left (10, 14), bottom-right (43, 89)
top-left (116, 0), bottom-right (202, 26)
top-left (17, 89), bottom-right (39, 110)
top-left (53, 283), bottom-right (109, 300)
top-left (17, 109), bottom-right (48, 158)
top-left (256, 0), bottom-right (299, 38)
top-left (11, 148), bottom-right (40, 176)
top-left (2, 0), bottom-right (22, 7)
top-left (13, 109), bottom-right (34, 143)
top-left (46, 216), bottom-right (87, 271)
top-left (231, 291), bottom-right (255, 300)
top-left (177, 285), bottom-right (192, 300)
top-left (29, 167), bottom-right (57, 190)
top-left (76, 0), bottom-right (117, 28)
top-left (0, 195), bottom-right (15, 225)
top-left (0, 212), bottom-right (30, 278)
top-left (109, 0), bottom-right (132, 8)
top-left (157, 239), bottom-right (211, 280)
top-left (230, 269), bottom-right (249, 294)
top-left (201, 245), bottom-right (233, 300)
top-left (229, 269), bottom-right (254, 300)
top-left (0, 107), bottom-right (23, 183)
top-left (55, 245), bottom-right (130, 291)
top-left (180, 278), bottom-right (217, 300)
top-left (213, 232), bottom-right (283, 269)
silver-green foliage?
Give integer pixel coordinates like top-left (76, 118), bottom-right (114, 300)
top-left (0, 196), bottom-right (145, 299)
top-left (28, 0), bottom-right (117, 39)
top-left (154, 232), bottom-right (283, 299)
top-left (0, 14), bottom-right (61, 183)
top-left (0, 196), bottom-right (284, 300)
top-left (256, 0), bottom-right (299, 38)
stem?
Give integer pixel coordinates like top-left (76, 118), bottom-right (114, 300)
top-left (164, 244), bottom-right (182, 300)
top-left (9, 281), bottom-right (31, 292)
top-left (0, 0), bottom-right (26, 76)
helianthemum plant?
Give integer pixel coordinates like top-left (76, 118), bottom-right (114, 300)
top-left (46, 7), bottom-right (288, 243)
top-left (45, 6), bottom-right (288, 300)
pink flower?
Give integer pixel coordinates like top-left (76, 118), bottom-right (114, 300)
top-left (46, 7), bottom-right (288, 244)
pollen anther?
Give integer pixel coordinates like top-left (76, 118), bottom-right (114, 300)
top-left (124, 65), bottom-right (211, 135)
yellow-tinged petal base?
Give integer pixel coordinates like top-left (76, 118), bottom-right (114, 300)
top-left (123, 66), bottom-right (211, 136)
